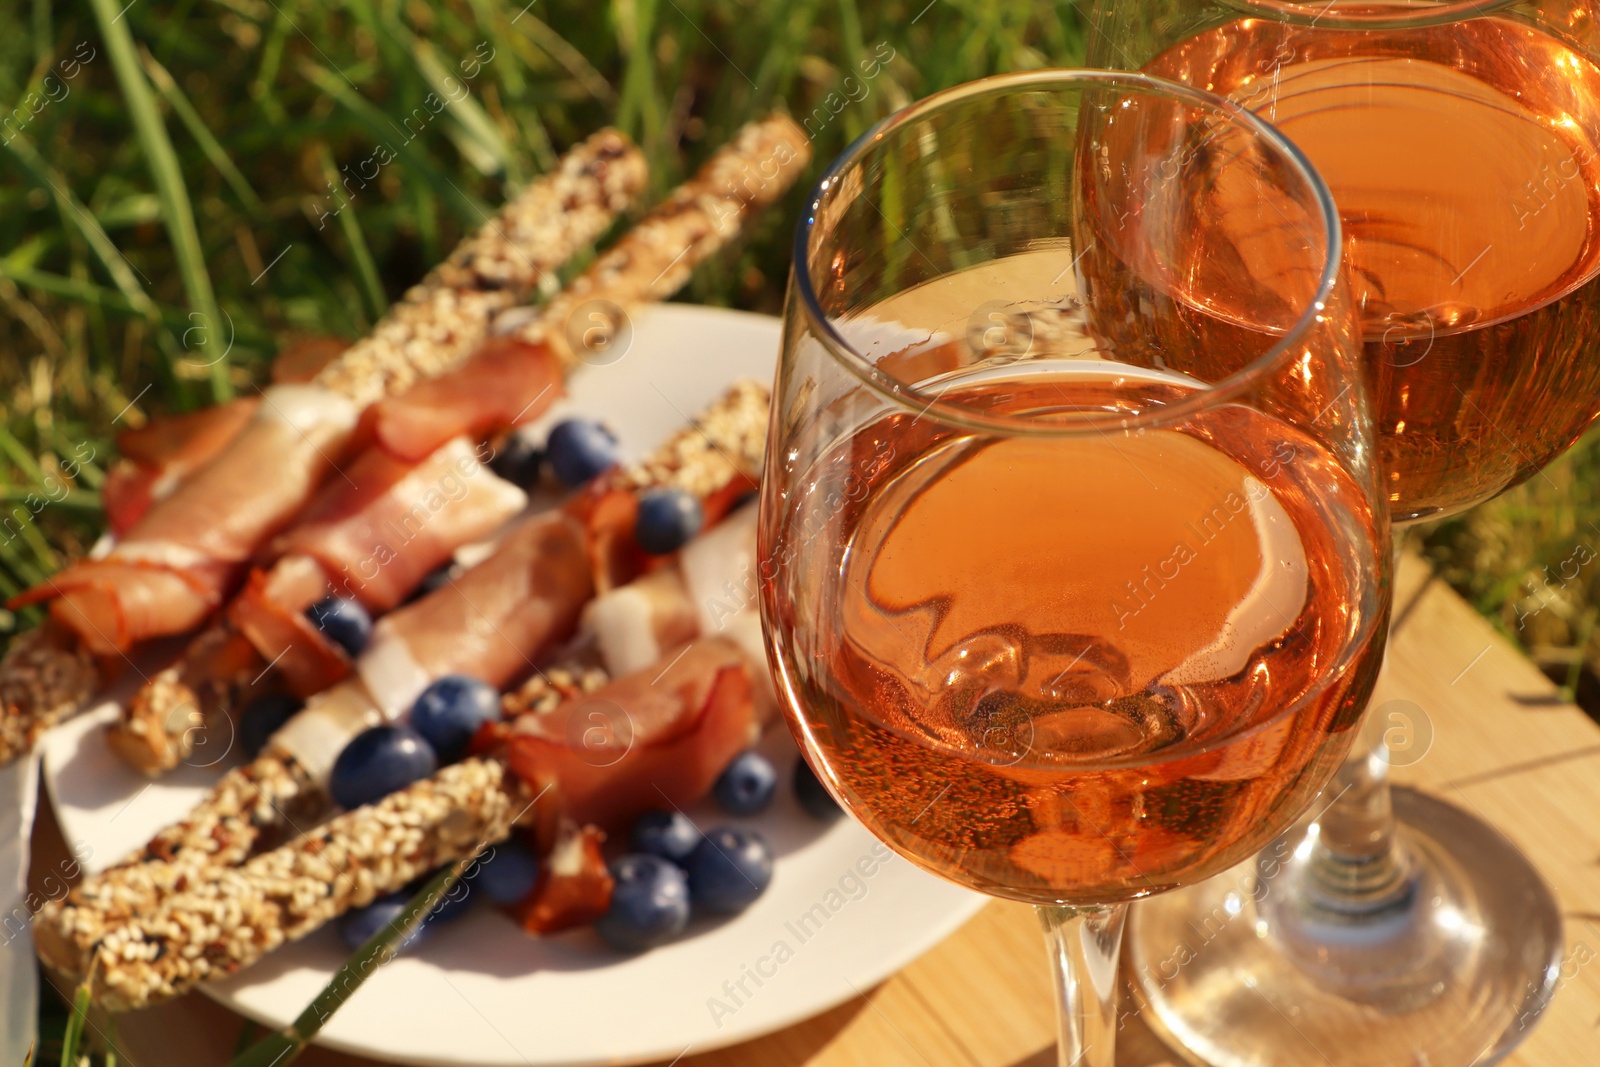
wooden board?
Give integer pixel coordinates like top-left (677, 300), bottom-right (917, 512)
top-left (34, 553), bottom-right (1600, 1066)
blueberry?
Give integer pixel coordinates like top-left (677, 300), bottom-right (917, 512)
top-left (238, 693), bottom-right (299, 760)
top-left (546, 418), bottom-right (619, 487)
top-left (685, 826), bottom-right (774, 914)
top-left (488, 431), bottom-right (544, 489)
top-left (629, 809), bottom-right (701, 865)
top-left (338, 891), bottom-right (429, 953)
top-left (634, 488), bottom-right (704, 555)
top-left (596, 854), bottom-right (691, 951)
top-left (794, 757), bottom-right (843, 821)
top-left (473, 839), bottom-right (541, 906)
top-left (330, 724), bottom-right (438, 811)
top-left (306, 596), bottom-right (373, 657)
top-left (410, 675), bottom-right (500, 762)
top-left (713, 750), bottom-right (778, 816)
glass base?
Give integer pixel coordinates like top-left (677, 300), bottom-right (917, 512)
top-left (1126, 787), bottom-right (1562, 1067)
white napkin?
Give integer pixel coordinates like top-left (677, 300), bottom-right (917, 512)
top-left (0, 755), bottom-right (39, 1064)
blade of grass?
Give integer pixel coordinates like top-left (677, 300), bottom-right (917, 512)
top-left (0, 488), bottom-right (102, 512)
top-left (249, 3), bottom-right (292, 125)
top-left (0, 136), bottom-right (165, 332)
top-left (614, 0), bottom-right (663, 160)
top-left (58, 981), bottom-right (90, 1067)
top-left (0, 264), bottom-right (206, 330)
top-left (411, 38), bottom-right (519, 182)
top-left (316, 146), bottom-right (386, 324)
top-left (509, 12), bottom-right (617, 105)
top-left (0, 532), bottom-right (49, 590)
top-left (298, 59), bottom-right (491, 223)
top-left (1564, 608), bottom-right (1597, 702)
top-left (89, 0), bottom-right (231, 401)
top-left (751, 0), bottom-right (821, 101)
top-left (225, 858), bottom-right (476, 1067)
top-left (140, 47), bottom-right (265, 214)
top-left (232, 1020), bottom-right (263, 1059)
top-left (834, 0), bottom-right (868, 140)
top-left (30, 0), bottom-right (50, 70)
top-left (0, 497), bottom-right (61, 577)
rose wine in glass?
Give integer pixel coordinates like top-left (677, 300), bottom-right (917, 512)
top-left (759, 71), bottom-right (1391, 1067)
top-left (1145, 13), bottom-right (1600, 522)
top-left (1086, 3), bottom-right (1597, 1063)
top-left (775, 367), bottom-right (1385, 904)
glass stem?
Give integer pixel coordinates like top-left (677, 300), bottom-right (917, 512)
top-left (1298, 708), bottom-right (1417, 914)
top-left (1036, 903), bottom-right (1128, 1067)
top-left (1298, 539), bottom-right (1415, 916)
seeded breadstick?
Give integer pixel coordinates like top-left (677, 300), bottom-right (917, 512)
top-left (37, 759), bottom-right (524, 1012)
top-left (106, 626), bottom-right (263, 775)
top-left (28, 754), bottom-right (323, 944)
top-left (612, 377), bottom-right (769, 497)
top-left (498, 114), bottom-right (811, 370)
top-left (0, 625), bottom-right (98, 765)
top-left (315, 129), bottom-right (647, 406)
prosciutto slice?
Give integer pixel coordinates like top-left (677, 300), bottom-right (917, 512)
top-left (514, 821), bottom-right (613, 935)
top-left (370, 338), bottom-right (563, 463)
top-left (227, 555), bottom-right (351, 699)
top-left (11, 386), bottom-right (359, 655)
top-left (357, 512), bottom-right (594, 715)
top-left (506, 637), bottom-right (761, 831)
top-left (273, 437), bottom-right (527, 612)
top-left (101, 397), bottom-right (261, 536)
top-left (270, 511), bottom-right (595, 784)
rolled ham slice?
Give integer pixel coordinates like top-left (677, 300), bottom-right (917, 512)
top-left (514, 821), bottom-right (613, 935)
top-left (269, 511), bottom-right (595, 784)
top-left (102, 397), bottom-right (261, 535)
top-left (273, 437), bottom-right (527, 613)
top-left (359, 511), bottom-right (594, 715)
top-left (227, 555), bottom-right (351, 699)
top-left (370, 338), bottom-right (564, 463)
top-left (12, 386), bottom-right (360, 654)
top-left (222, 437), bottom-right (527, 695)
top-left (506, 637), bottom-right (762, 831)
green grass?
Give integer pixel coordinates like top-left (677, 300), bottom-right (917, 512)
top-left (6, 0), bottom-right (1600, 1059)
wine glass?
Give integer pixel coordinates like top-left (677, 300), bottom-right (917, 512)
top-left (757, 69), bottom-right (1391, 1067)
top-left (1086, 2), bottom-right (1595, 1063)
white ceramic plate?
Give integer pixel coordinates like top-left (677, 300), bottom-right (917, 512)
top-left (41, 305), bottom-right (987, 1067)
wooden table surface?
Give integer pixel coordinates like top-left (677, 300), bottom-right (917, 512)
top-left (36, 553), bottom-right (1600, 1066)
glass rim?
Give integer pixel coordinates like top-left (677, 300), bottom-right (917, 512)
top-left (1222, 0), bottom-right (1516, 29)
top-left (790, 68), bottom-right (1345, 439)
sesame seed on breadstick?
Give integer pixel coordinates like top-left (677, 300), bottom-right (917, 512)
top-left (37, 758), bottom-right (525, 1011)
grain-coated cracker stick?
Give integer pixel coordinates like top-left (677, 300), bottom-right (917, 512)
top-left (37, 759), bottom-right (524, 1011)
top-left (0, 626), bottom-right (98, 766)
top-left (498, 114), bottom-right (811, 370)
top-left (314, 129), bottom-right (647, 405)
